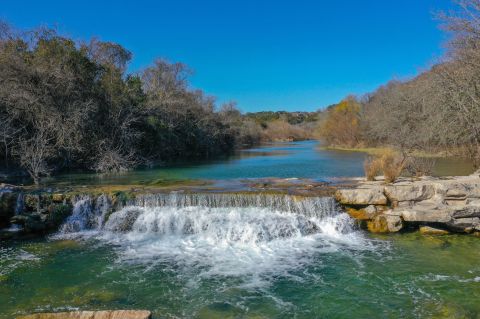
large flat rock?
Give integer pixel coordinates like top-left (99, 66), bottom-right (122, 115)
top-left (384, 183), bottom-right (435, 202)
top-left (17, 310), bottom-right (152, 319)
top-left (335, 186), bottom-right (387, 205)
top-left (395, 207), bottom-right (452, 223)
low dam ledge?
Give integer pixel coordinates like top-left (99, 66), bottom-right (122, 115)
top-left (336, 171), bottom-right (480, 235)
top-left (2, 173), bottom-right (480, 239)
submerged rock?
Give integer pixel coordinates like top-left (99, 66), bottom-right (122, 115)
top-left (419, 226), bottom-right (450, 235)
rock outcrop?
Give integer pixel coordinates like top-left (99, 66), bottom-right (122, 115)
top-left (17, 310), bottom-right (151, 319)
top-left (334, 186), bottom-right (387, 205)
top-left (0, 184), bottom-right (20, 228)
top-left (336, 172), bottom-right (480, 235)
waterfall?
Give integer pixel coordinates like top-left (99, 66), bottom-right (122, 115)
top-left (134, 193), bottom-right (338, 217)
top-left (57, 192), bottom-right (365, 279)
top-left (59, 192), bottom-right (343, 234)
top-left (14, 193), bottom-right (24, 215)
top-left (60, 194), bottom-right (111, 233)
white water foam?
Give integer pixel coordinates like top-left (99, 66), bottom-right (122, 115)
top-left (0, 247), bottom-right (40, 277)
top-left (56, 193), bottom-right (377, 283)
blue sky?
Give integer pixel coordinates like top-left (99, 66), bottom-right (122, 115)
top-left (0, 0), bottom-right (453, 112)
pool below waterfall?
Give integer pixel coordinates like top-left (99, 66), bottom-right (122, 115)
top-left (1, 192), bottom-right (480, 318)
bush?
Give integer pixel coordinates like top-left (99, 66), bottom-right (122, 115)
top-left (380, 150), bottom-right (405, 183)
top-left (405, 157), bottom-right (436, 177)
top-left (364, 156), bottom-right (381, 181)
top-left (364, 150), bottom-right (406, 183)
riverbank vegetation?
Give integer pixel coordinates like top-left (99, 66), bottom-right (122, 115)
top-left (318, 0), bottom-right (480, 174)
top-left (0, 22), bottom-right (318, 183)
top-left (246, 111), bottom-right (319, 142)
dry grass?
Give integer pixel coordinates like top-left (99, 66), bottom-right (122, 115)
top-left (363, 150), bottom-right (406, 183)
top-left (379, 150), bottom-right (405, 183)
top-left (364, 156), bottom-right (382, 181)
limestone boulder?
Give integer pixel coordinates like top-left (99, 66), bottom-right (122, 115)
top-left (447, 217), bottom-right (480, 232)
top-left (11, 213), bottom-right (47, 233)
top-left (466, 198), bottom-right (480, 206)
top-left (451, 205), bottom-right (480, 219)
top-left (395, 206), bottom-right (453, 223)
top-left (419, 226), bottom-right (449, 235)
top-left (445, 183), bottom-right (469, 198)
top-left (384, 184), bottom-right (435, 203)
top-left (346, 205), bottom-right (378, 220)
top-left (367, 213), bottom-right (403, 233)
top-left (335, 187), bottom-right (387, 205)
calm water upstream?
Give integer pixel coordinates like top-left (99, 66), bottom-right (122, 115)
top-left (29, 140), bottom-right (474, 186)
top-left (0, 141), bottom-right (478, 318)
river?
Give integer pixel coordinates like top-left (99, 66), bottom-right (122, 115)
top-left (33, 140), bottom-right (475, 186)
top-left (0, 141), bottom-right (479, 318)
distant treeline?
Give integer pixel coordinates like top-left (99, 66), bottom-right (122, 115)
top-left (0, 22), bottom-right (319, 183)
top-left (319, 0), bottom-right (480, 169)
top-left (245, 111), bottom-right (319, 142)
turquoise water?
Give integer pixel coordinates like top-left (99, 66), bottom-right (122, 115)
top-left (34, 140), bottom-right (474, 186)
top-left (39, 141), bottom-right (366, 186)
top-left (1, 142), bottom-right (478, 318)
top-left (1, 232), bottom-right (480, 318)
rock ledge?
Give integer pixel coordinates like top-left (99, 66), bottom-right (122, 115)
top-left (336, 172), bottom-right (480, 234)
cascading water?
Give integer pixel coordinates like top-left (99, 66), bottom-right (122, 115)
top-left (60, 194), bottom-right (111, 233)
top-left (14, 193), bottom-right (24, 215)
top-left (58, 192), bottom-right (369, 281)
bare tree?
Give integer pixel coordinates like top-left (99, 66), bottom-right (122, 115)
top-left (15, 123), bottom-right (55, 184)
top-left (432, 0), bottom-right (480, 166)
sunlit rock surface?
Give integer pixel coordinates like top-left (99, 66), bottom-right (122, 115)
top-left (334, 185), bottom-right (387, 205)
top-left (337, 172), bottom-right (480, 234)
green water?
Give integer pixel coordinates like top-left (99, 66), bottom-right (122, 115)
top-left (10, 140), bottom-right (473, 186)
top-left (1, 234), bottom-right (479, 318)
top-left (1, 141), bottom-right (477, 318)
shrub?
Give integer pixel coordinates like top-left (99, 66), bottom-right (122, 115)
top-left (380, 150), bottom-right (406, 183)
top-left (364, 156), bottom-right (381, 181)
top-left (405, 157), bottom-right (437, 177)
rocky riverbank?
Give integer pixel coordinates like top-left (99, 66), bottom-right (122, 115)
top-left (336, 171), bottom-right (480, 235)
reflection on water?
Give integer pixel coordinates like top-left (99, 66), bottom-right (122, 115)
top-left (433, 157), bottom-right (474, 176)
top-left (7, 140), bottom-right (476, 186)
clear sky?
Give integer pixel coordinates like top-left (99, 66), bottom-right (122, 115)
top-left (0, 0), bottom-right (453, 112)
